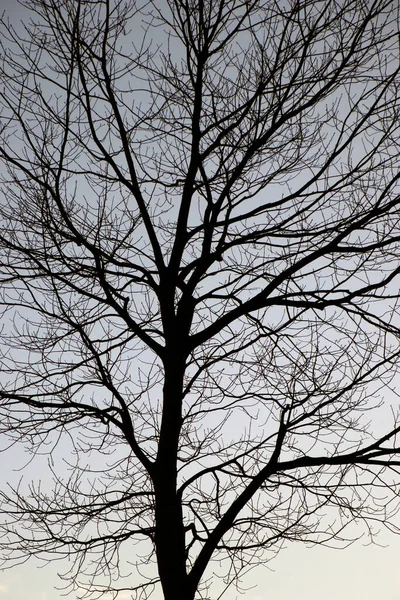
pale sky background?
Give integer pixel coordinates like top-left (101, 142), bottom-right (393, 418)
top-left (1, 0), bottom-right (400, 599)
top-left (1, 532), bottom-right (400, 600)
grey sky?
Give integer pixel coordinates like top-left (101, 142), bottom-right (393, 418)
top-left (0, 1), bottom-right (400, 599)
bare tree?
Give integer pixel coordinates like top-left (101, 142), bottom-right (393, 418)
top-left (1, 0), bottom-right (400, 598)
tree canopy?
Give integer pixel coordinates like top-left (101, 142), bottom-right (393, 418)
top-left (1, 1), bottom-right (400, 599)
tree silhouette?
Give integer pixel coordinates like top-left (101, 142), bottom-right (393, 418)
top-left (1, 1), bottom-right (400, 599)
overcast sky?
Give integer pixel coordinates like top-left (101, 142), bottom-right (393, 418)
top-left (1, 1), bottom-right (400, 599)
top-left (1, 534), bottom-right (400, 600)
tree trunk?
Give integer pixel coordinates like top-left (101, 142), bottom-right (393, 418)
top-left (154, 355), bottom-right (191, 600)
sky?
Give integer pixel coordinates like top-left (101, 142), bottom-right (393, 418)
top-left (1, 441), bottom-right (400, 600)
top-left (1, 532), bottom-right (400, 600)
top-left (1, 1), bottom-right (400, 599)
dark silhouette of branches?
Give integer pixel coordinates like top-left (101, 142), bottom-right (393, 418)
top-left (1, 1), bottom-right (400, 599)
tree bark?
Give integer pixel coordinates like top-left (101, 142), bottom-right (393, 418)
top-left (154, 351), bottom-right (190, 600)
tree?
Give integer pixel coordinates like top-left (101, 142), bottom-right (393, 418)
top-left (1, 0), bottom-right (400, 598)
